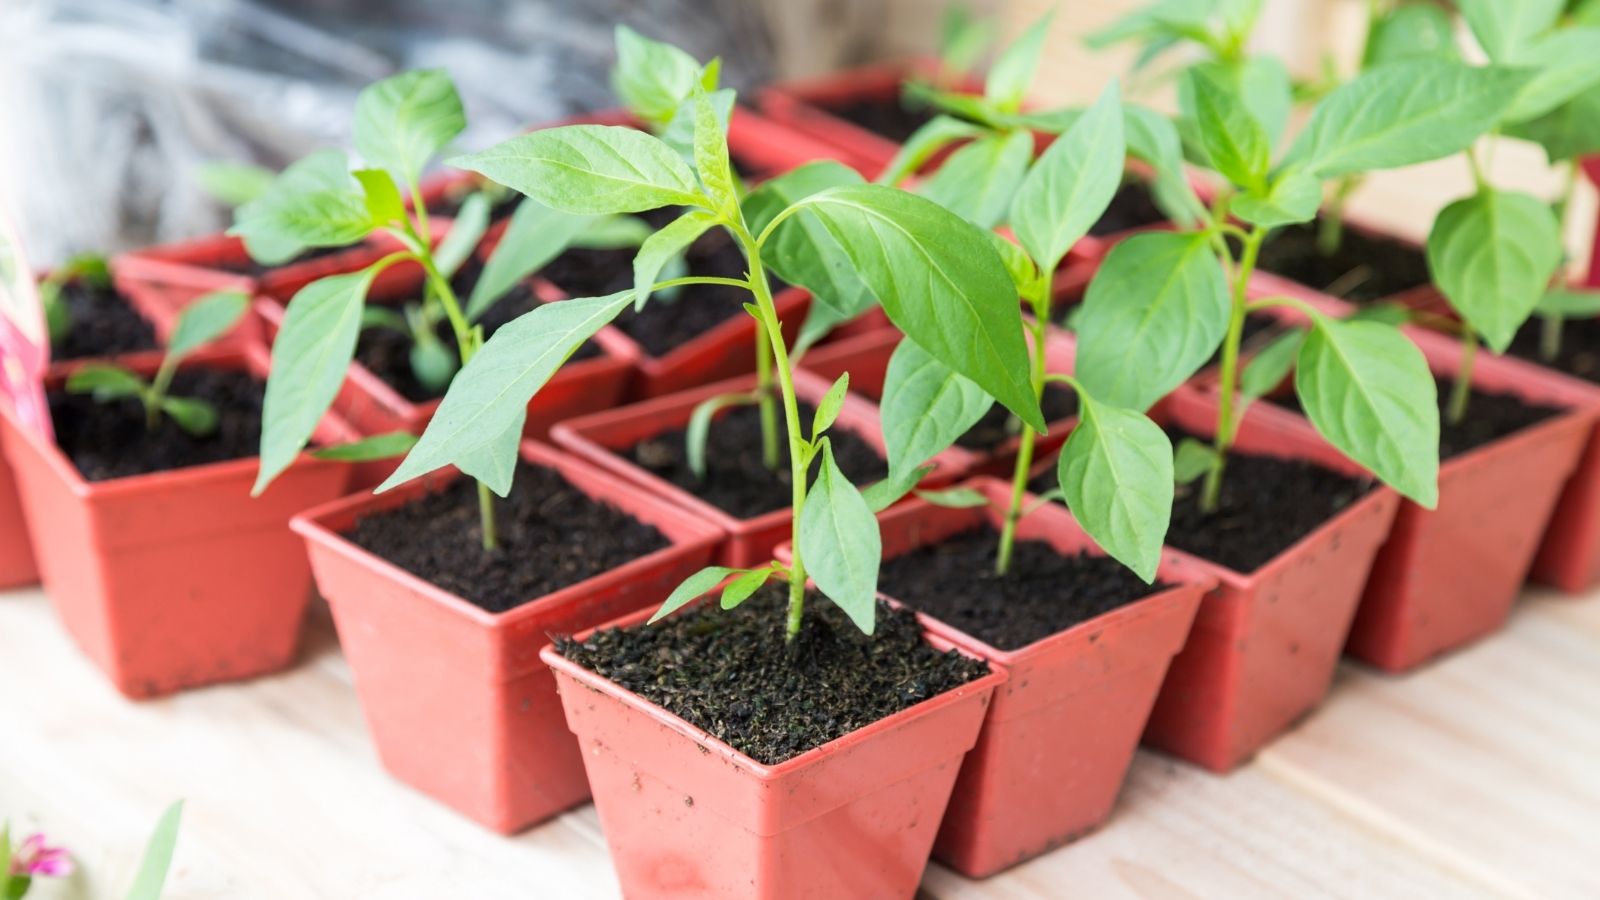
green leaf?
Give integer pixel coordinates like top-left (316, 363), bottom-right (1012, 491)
top-left (1173, 436), bottom-right (1220, 484)
top-left (0, 823), bottom-right (12, 900)
top-left (433, 192), bottom-right (489, 278)
top-left (1535, 287), bottom-right (1600, 317)
top-left (67, 363), bottom-right (147, 400)
top-left (986, 232), bottom-right (1042, 297)
top-left (1240, 327), bottom-right (1304, 397)
top-left (1295, 315), bottom-right (1439, 507)
top-left (361, 305), bottom-right (409, 333)
top-left (879, 337), bottom-right (994, 481)
top-left (1506, 88), bottom-right (1600, 161)
top-left (798, 442), bottom-right (881, 635)
top-left (813, 373), bottom-right (850, 438)
top-left (168, 290), bottom-right (249, 360)
top-left (196, 161), bottom-right (275, 206)
top-left (659, 88), bottom-right (735, 161)
top-left (687, 391), bottom-right (755, 480)
top-left (795, 184), bottom-right (1044, 432)
top-left (1505, 29), bottom-right (1600, 122)
top-left (1056, 392), bottom-right (1172, 582)
top-left (861, 464), bottom-right (934, 513)
top-left (125, 800), bottom-right (184, 900)
top-left (161, 395), bottom-right (220, 436)
top-left (743, 161), bottom-right (874, 318)
top-left (354, 168), bottom-right (405, 225)
top-left (720, 568), bottom-right (771, 609)
top-left (1346, 302), bottom-right (1413, 326)
top-left (311, 431), bottom-right (419, 461)
top-left (1233, 55), bottom-right (1293, 147)
top-left (454, 412), bottom-right (526, 497)
top-left (920, 130), bottom-right (1034, 229)
top-left (377, 291), bottom-right (634, 491)
top-left (985, 12), bottom-right (1053, 113)
top-left (1184, 65), bottom-right (1270, 189)
top-left (634, 211), bottom-right (717, 312)
top-left (692, 88), bottom-right (737, 212)
top-left (1075, 231), bottom-right (1229, 411)
top-left (1457, 0), bottom-right (1562, 63)
top-left (650, 566), bottom-right (736, 623)
top-left (1233, 169), bottom-right (1322, 229)
top-left (1427, 189), bottom-right (1563, 352)
top-left (409, 330), bottom-right (458, 393)
top-left (468, 200), bottom-right (593, 321)
top-left (939, 4), bottom-right (995, 77)
top-left (1010, 80), bottom-right (1126, 272)
top-left (573, 214), bottom-right (655, 249)
top-left (1124, 103), bottom-right (1206, 227)
top-left (1286, 60), bottom-right (1530, 178)
top-left (878, 115), bottom-right (989, 186)
top-left (613, 25), bottom-right (704, 125)
top-left (448, 126), bottom-right (704, 215)
top-left (915, 487), bottom-right (991, 508)
top-left (1364, 3), bottom-right (1458, 67)
top-left (353, 69), bottom-right (466, 188)
top-left (255, 268), bottom-right (381, 494)
top-left (230, 150), bottom-right (374, 261)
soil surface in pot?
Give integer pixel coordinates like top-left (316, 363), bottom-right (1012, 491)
top-left (624, 401), bottom-right (887, 519)
top-left (879, 526), bottom-right (1169, 651)
top-left (50, 279), bottom-right (159, 360)
top-left (426, 186), bottom-right (522, 221)
top-left (346, 463), bottom-right (669, 613)
top-left (1244, 221), bottom-right (1430, 304)
top-left (1159, 429), bottom-right (1372, 573)
top-left (1506, 316), bottom-right (1600, 385)
top-left (355, 261), bottom-right (601, 402)
top-left (1267, 377), bottom-right (1565, 460)
top-left (556, 588), bottom-right (989, 764)
top-left (212, 244), bottom-right (356, 277)
top-left (1088, 180), bottom-right (1167, 237)
top-left (820, 95), bottom-right (938, 142)
top-left (536, 208), bottom-right (782, 358)
top-left (49, 368), bottom-right (265, 481)
top-left (955, 385), bottom-right (1078, 451)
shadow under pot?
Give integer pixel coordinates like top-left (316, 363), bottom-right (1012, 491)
top-left (291, 441), bottom-right (722, 834)
top-left (540, 588), bottom-right (1005, 899)
top-left (0, 345), bottom-right (356, 698)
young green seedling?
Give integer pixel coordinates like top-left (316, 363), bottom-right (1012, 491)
top-left (66, 290), bottom-right (248, 435)
top-left (379, 40), bottom-right (1043, 643)
top-left (37, 253), bottom-right (112, 347)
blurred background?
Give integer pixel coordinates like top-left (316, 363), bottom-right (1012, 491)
top-left (1, 0), bottom-right (1594, 271)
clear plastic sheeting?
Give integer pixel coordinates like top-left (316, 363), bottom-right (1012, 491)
top-left (0, 0), bottom-right (777, 265)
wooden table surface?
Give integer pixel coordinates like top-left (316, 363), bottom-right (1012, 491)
top-left (2, 580), bottom-right (1596, 899)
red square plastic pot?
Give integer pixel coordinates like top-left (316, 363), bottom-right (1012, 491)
top-left (552, 369), bottom-right (961, 567)
top-left (114, 231), bottom-right (418, 306)
top-left (870, 478), bottom-right (1212, 877)
top-left (1141, 387), bottom-right (1400, 772)
top-left (0, 442), bottom-right (35, 588)
top-left (0, 346), bottom-right (356, 698)
top-left (291, 441), bottom-right (723, 834)
top-left (539, 603), bottom-right (1005, 899)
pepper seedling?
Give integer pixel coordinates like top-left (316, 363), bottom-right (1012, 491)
top-left (36, 253), bottom-right (113, 347)
top-left (66, 290), bottom-right (248, 435)
top-left (378, 37), bottom-right (1043, 643)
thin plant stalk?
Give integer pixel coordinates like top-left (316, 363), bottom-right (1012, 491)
top-left (1539, 162), bottom-right (1582, 361)
top-left (755, 321), bottom-right (781, 470)
top-left (995, 283), bottom-right (1053, 576)
top-left (1447, 330), bottom-right (1477, 425)
top-left (1202, 225), bottom-right (1267, 513)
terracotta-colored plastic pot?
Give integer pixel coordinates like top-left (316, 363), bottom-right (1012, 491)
top-left (540, 602), bottom-right (1006, 899)
top-left (0, 439), bottom-right (36, 588)
top-left (1140, 387), bottom-right (1399, 772)
top-left (1585, 156), bottom-right (1600, 287)
top-left (0, 345), bottom-right (355, 698)
top-left (292, 440), bottom-right (723, 833)
top-left (553, 369), bottom-right (962, 567)
top-left (114, 230), bottom-right (418, 306)
top-left (868, 478), bottom-right (1212, 877)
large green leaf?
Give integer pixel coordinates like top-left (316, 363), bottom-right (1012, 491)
top-left (920, 130), bottom-right (1034, 229)
top-left (254, 267), bottom-right (382, 494)
top-left (612, 25), bottom-right (703, 125)
top-left (455, 412), bottom-right (527, 497)
top-left (798, 442), bottom-right (881, 635)
top-left (1009, 80), bottom-right (1125, 272)
top-left (1457, 0), bottom-right (1562, 62)
top-left (1233, 55), bottom-right (1292, 148)
top-left (1232, 169), bottom-right (1321, 229)
top-left (353, 69), bottom-right (466, 187)
top-left (1427, 189), bottom-right (1563, 353)
top-left (167, 290), bottom-right (248, 359)
top-left (878, 115), bottom-right (988, 186)
top-left (1123, 103), bottom-right (1206, 227)
top-left (377, 291), bottom-right (634, 491)
top-left (1056, 392), bottom-right (1173, 582)
top-left (658, 88), bottom-right (736, 160)
top-left (1184, 65), bottom-right (1270, 189)
top-left (692, 88), bottom-right (737, 212)
top-left (1504, 28), bottom-right (1600, 122)
top-left (796, 184), bottom-right (1044, 431)
top-left (1364, 3), bottom-right (1459, 67)
top-left (1294, 316), bottom-right (1439, 507)
top-left (467, 200), bottom-right (594, 321)
top-left (985, 13), bottom-right (1053, 113)
top-left (879, 337), bottom-right (994, 481)
top-left (1287, 60), bottom-right (1529, 178)
top-left (1507, 88), bottom-right (1600, 161)
top-left (448, 126), bottom-right (705, 215)
top-left (743, 161), bottom-right (873, 318)
top-left (1074, 231), bottom-right (1229, 411)
top-left (432, 192), bottom-right (488, 278)
top-left (230, 150), bottom-right (373, 263)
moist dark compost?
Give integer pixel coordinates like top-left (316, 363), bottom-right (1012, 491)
top-left (821, 95), bottom-right (938, 142)
top-left (1088, 180), bottom-right (1168, 237)
top-left (1506, 316), bottom-right (1600, 386)
top-left (1250, 221), bottom-right (1431, 304)
top-left (955, 385), bottom-right (1078, 450)
top-left (50, 279), bottom-right (160, 360)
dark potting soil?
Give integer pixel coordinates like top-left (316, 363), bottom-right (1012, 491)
top-left (556, 587), bottom-right (990, 764)
top-left (879, 526), bottom-right (1169, 651)
top-left (1506, 316), bottom-right (1600, 386)
top-left (355, 261), bottom-right (601, 402)
top-left (954, 385), bottom-right (1078, 451)
top-left (536, 208), bottom-right (781, 358)
top-left (212, 244), bottom-right (355, 277)
top-left (1162, 428), bottom-right (1372, 573)
top-left (1088, 180), bottom-right (1167, 237)
top-left (1266, 377), bottom-right (1566, 461)
top-left (50, 279), bottom-right (160, 360)
top-left (624, 401), bottom-right (887, 519)
top-left (49, 368), bottom-right (265, 481)
top-left (1250, 221), bottom-right (1431, 304)
top-left (426, 187), bottom-right (522, 221)
top-left (821, 94), bottom-right (937, 143)
top-left (345, 462), bottom-right (669, 613)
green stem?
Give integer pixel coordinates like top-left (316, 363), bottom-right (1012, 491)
top-left (1447, 331), bottom-right (1477, 426)
top-left (1541, 313), bottom-right (1563, 363)
top-left (996, 287), bottom-right (1051, 576)
top-left (755, 316), bottom-right (780, 470)
top-left (1317, 177), bottom-right (1360, 256)
top-left (1202, 226), bottom-right (1266, 513)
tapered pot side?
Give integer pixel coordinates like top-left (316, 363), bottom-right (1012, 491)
top-left (0, 436), bottom-right (37, 588)
top-left (0, 345), bottom-right (356, 698)
top-left (539, 603), bottom-right (1005, 900)
top-left (290, 440), bottom-right (722, 834)
top-left (113, 230), bottom-right (418, 307)
top-left (866, 479), bottom-right (1211, 877)
top-left (1139, 387), bottom-right (1399, 772)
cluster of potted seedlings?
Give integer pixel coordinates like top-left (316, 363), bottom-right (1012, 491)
top-left (3, 2), bottom-right (1600, 895)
